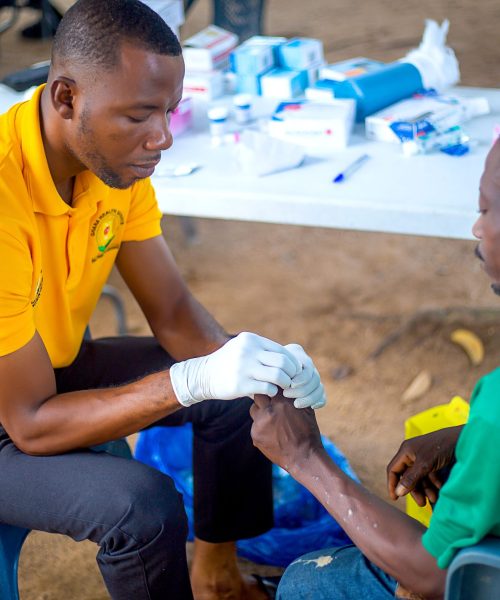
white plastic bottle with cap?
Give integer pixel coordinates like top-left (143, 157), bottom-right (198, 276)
top-left (207, 106), bottom-right (229, 146)
top-left (233, 94), bottom-right (253, 125)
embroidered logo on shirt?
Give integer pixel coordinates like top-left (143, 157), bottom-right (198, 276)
top-left (31, 271), bottom-right (43, 307)
top-left (90, 209), bottom-right (124, 262)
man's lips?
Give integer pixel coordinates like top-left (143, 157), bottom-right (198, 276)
top-left (475, 245), bottom-right (484, 262)
top-left (129, 160), bottom-right (160, 177)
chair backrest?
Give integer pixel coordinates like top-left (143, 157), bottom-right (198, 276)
top-left (445, 537), bottom-right (500, 600)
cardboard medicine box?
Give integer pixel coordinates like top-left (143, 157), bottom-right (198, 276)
top-left (278, 38), bottom-right (324, 71)
top-left (183, 25), bottom-right (238, 71)
top-left (260, 68), bottom-right (307, 99)
top-left (267, 99), bottom-right (356, 153)
top-left (230, 44), bottom-right (275, 76)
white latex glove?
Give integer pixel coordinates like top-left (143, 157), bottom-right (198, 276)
top-left (282, 343), bottom-right (326, 409)
top-left (169, 332), bottom-right (301, 407)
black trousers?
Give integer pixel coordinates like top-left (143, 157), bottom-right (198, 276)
top-left (0, 337), bottom-right (273, 600)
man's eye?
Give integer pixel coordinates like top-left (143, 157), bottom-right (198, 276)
top-left (127, 115), bottom-right (148, 123)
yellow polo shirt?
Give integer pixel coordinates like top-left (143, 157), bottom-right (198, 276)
top-left (0, 85), bottom-right (162, 367)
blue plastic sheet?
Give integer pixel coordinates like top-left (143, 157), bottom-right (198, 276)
top-left (135, 423), bottom-right (359, 567)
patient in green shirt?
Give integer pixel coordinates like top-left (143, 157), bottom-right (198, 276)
top-left (422, 368), bottom-right (500, 568)
top-left (249, 139), bottom-right (500, 600)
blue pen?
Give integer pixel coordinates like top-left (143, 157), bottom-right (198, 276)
top-left (333, 154), bottom-right (371, 183)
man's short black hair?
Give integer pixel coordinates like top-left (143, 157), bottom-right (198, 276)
top-left (52, 0), bottom-right (182, 70)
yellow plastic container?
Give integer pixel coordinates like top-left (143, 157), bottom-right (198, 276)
top-left (404, 396), bottom-right (470, 526)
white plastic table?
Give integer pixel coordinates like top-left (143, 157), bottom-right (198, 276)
top-left (153, 87), bottom-right (500, 240)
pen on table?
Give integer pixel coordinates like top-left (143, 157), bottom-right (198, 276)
top-left (333, 154), bottom-right (371, 183)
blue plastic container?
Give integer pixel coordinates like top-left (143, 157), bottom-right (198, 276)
top-left (334, 61), bottom-right (424, 121)
top-left (135, 423), bottom-right (359, 567)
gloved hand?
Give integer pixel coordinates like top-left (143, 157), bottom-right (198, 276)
top-left (169, 332), bottom-right (301, 407)
top-left (282, 343), bottom-right (326, 409)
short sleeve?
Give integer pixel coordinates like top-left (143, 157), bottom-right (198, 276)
top-left (422, 371), bottom-right (500, 568)
top-left (0, 224), bottom-right (36, 356)
top-left (121, 178), bottom-right (162, 242)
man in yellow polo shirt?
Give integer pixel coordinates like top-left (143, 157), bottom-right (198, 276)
top-left (0, 1), bottom-right (326, 599)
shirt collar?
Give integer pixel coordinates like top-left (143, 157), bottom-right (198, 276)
top-left (19, 85), bottom-right (110, 216)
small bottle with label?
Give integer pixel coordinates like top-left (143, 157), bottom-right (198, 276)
top-left (233, 94), bottom-right (253, 126)
top-left (207, 106), bottom-right (229, 147)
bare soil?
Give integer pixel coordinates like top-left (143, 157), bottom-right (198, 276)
top-left (1, 1), bottom-right (499, 598)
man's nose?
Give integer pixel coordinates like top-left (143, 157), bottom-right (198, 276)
top-left (472, 217), bottom-right (482, 239)
top-left (144, 115), bottom-right (173, 152)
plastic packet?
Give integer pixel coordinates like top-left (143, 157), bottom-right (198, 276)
top-left (233, 129), bottom-right (305, 176)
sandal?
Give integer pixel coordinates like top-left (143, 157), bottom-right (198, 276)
top-left (251, 574), bottom-right (282, 599)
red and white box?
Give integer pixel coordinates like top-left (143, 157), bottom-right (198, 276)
top-left (182, 70), bottom-right (225, 100)
top-left (182, 25), bottom-right (239, 71)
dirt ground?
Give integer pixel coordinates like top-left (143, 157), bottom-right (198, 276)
top-left (1, 1), bottom-right (500, 598)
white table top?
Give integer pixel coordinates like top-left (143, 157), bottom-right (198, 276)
top-left (153, 87), bottom-right (500, 240)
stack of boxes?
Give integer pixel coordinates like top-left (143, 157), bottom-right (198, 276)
top-left (142, 0), bottom-right (195, 137)
top-left (231, 36), bottom-right (324, 99)
top-left (182, 25), bottom-right (239, 101)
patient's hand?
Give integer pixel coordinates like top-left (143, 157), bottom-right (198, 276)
top-left (250, 393), bottom-right (324, 476)
top-left (386, 426), bottom-right (463, 506)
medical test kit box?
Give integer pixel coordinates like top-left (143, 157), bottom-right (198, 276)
top-left (267, 99), bottom-right (356, 153)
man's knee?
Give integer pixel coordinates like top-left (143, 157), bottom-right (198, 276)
top-left (277, 546), bottom-right (357, 600)
top-left (99, 462), bottom-right (187, 552)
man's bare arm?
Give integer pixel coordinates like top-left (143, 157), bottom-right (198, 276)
top-left (0, 331), bottom-right (181, 455)
top-left (0, 236), bottom-right (229, 455)
top-left (116, 236), bottom-right (231, 359)
top-left (251, 395), bottom-right (447, 599)
top-left (0, 235), bottom-right (306, 455)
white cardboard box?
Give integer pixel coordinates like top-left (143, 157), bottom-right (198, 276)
top-left (182, 69), bottom-right (225, 100)
top-left (268, 99), bottom-right (356, 154)
top-left (183, 25), bottom-right (239, 71)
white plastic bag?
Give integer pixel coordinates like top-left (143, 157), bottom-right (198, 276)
top-left (233, 130), bottom-right (305, 177)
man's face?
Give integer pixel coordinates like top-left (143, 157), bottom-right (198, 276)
top-left (472, 140), bottom-right (500, 295)
top-left (66, 44), bottom-right (184, 189)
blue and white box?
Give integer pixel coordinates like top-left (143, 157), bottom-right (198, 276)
top-left (235, 73), bottom-right (265, 96)
top-left (260, 68), bottom-right (307, 99)
top-left (320, 57), bottom-right (385, 81)
top-left (305, 79), bottom-right (338, 101)
top-left (243, 35), bottom-right (287, 62)
top-left (230, 44), bottom-right (275, 75)
top-left (278, 38), bottom-right (324, 71)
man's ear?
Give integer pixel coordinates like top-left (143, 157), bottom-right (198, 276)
top-left (50, 77), bottom-right (77, 120)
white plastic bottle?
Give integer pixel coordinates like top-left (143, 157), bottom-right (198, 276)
top-left (207, 106), bottom-right (229, 146)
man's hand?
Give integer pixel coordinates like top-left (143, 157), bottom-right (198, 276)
top-left (169, 332), bottom-right (302, 406)
top-left (282, 343), bottom-right (326, 409)
top-left (386, 426), bottom-right (463, 506)
top-left (250, 393), bottom-right (324, 474)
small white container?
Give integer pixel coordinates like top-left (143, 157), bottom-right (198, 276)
top-left (233, 94), bottom-right (253, 125)
top-left (207, 106), bottom-right (229, 146)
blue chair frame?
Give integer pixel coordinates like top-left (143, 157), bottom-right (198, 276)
top-left (445, 537), bottom-right (500, 600)
top-left (0, 438), bottom-right (132, 600)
